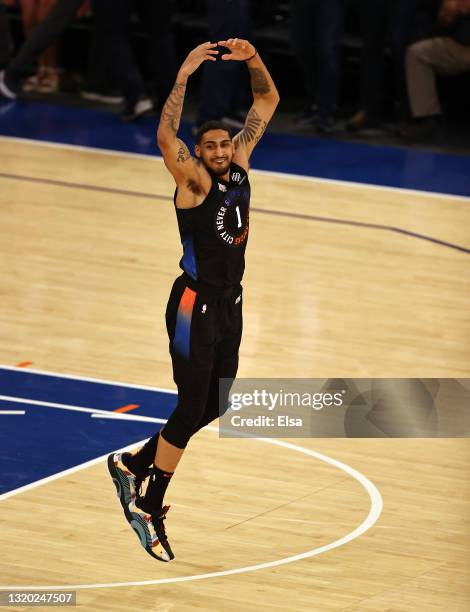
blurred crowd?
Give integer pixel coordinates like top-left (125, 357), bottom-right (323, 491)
top-left (0, 0), bottom-right (469, 142)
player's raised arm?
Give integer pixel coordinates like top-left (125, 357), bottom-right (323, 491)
top-left (157, 42), bottom-right (219, 183)
top-left (218, 39), bottom-right (280, 163)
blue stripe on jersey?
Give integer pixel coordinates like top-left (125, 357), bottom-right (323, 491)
top-left (182, 235), bottom-right (198, 280)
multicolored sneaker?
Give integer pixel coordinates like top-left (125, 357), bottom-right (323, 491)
top-left (128, 498), bottom-right (174, 562)
top-left (107, 452), bottom-right (150, 520)
top-left (107, 453), bottom-right (174, 561)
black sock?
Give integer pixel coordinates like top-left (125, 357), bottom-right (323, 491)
top-left (123, 432), bottom-right (160, 475)
top-left (143, 465), bottom-right (174, 512)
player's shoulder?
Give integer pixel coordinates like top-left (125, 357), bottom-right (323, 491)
top-left (230, 156), bottom-right (249, 177)
top-left (228, 161), bottom-right (250, 188)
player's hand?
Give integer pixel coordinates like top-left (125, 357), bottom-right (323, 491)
top-left (77, 0), bottom-right (92, 18)
top-left (179, 42), bottom-right (219, 78)
top-left (437, 0), bottom-right (459, 25)
top-left (218, 39), bottom-right (256, 61)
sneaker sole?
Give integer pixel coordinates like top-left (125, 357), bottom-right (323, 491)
top-left (107, 453), bottom-right (133, 520)
top-left (129, 512), bottom-right (173, 562)
top-left (107, 453), bottom-right (173, 562)
top-left (81, 91), bottom-right (124, 104)
top-left (0, 71), bottom-right (17, 99)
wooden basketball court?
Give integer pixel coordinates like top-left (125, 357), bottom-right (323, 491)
top-left (0, 137), bottom-right (469, 611)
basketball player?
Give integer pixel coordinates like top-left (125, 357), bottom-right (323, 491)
top-left (107, 39), bottom-right (279, 562)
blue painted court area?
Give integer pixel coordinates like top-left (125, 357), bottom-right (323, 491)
top-left (0, 99), bottom-right (469, 196)
top-left (0, 367), bottom-right (176, 496)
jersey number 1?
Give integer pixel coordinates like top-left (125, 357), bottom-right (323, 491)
top-left (235, 205), bottom-right (242, 229)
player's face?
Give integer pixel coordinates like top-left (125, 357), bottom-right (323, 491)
top-left (196, 130), bottom-right (234, 177)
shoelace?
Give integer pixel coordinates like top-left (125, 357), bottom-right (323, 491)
top-left (152, 506), bottom-right (170, 542)
top-left (134, 468), bottom-right (152, 502)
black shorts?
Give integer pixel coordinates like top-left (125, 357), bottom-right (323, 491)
top-left (161, 274), bottom-right (243, 448)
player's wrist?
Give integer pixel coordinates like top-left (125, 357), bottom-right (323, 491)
top-left (245, 49), bottom-right (258, 62)
top-left (177, 68), bottom-right (190, 82)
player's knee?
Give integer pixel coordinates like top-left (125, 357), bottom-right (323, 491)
top-left (162, 400), bottom-right (207, 448)
top-left (161, 416), bottom-right (195, 449)
top-left (159, 423), bottom-right (191, 449)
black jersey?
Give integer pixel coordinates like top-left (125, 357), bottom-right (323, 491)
top-left (174, 162), bottom-right (250, 288)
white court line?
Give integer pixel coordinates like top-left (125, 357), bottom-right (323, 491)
top-left (0, 395), bottom-right (167, 426)
top-left (91, 412), bottom-right (166, 424)
top-left (0, 410), bottom-right (25, 415)
top-left (0, 410), bottom-right (383, 590)
top-left (1, 135), bottom-right (467, 201)
top-left (0, 400), bottom-right (335, 524)
top-left (0, 364), bottom-right (177, 395)
top-left (0, 439), bottom-right (148, 503)
top-left (0, 394), bottom-right (128, 417)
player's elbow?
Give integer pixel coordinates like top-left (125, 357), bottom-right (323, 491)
top-left (258, 91), bottom-right (280, 118)
top-left (157, 129), bottom-right (173, 151)
top-left (261, 89), bottom-right (280, 112)
top-left (272, 88), bottom-right (280, 107)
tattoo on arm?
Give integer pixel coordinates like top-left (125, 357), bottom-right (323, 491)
top-left (248, 67), bottom-right (271, 95)
top-left (235, 107), bottom-right (268, 149)
top-left (160, 82), bottom-right (187, 134)
top-left (176, 139), bottom-right (191, 163)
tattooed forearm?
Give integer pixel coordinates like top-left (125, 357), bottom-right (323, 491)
top-left (248, 67), bottom-right (271, 96)
top-left (236, 107), bottom-right (268, 149)
top-left (176, 139), bottom-right (191, 163)
top-left (160, 81), bottom-right (187, 135)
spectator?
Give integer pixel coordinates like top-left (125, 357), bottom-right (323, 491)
top-left (0, 0), bottom-right (85, 98)
top-left (290, 0), bottom-right (345, 133)
top-left (0, 2), bottom-right (14, 69)
top-left (19, 0), bottom-right (60, 93)
top-left (83, 0), bottom-right (176, 112)
top-left (347, 0), bottom-right (417, 131)
top-left (85, 0), bottom-right (168, 121)
top-left (403, 0), bottom-right (470, 138)
top-left (196, 0), bottom-right (252, 129)
top-left (137, 0), bottom-right (177, 112)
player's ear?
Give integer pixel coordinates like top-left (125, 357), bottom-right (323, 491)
top-left (194, 144), bottom-right (201, 159)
